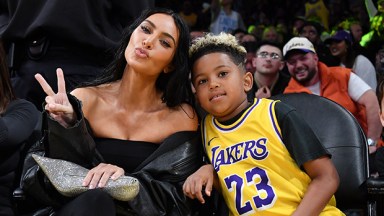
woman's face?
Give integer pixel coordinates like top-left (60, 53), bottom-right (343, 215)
top-left (299, 25), bottom-right (318, 44)
top-left (329, 40), bottom-right (347, 58)
top-left (350, 23), bottom-right (363, 42)
top-left (125, 13), bottom-right (179, 76)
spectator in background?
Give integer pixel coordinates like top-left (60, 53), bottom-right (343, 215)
top-left (248, 24), bottom-right (266, 42)
top-left (305, 0), bottom-right (330, 31)
top-left (283, 37), bottom-right (382, 161)
top-left (0, 40), bottom-right (39, 216)
top-left (337, 18), bottom-right (372, 63)
top-left (241, 40), bottom-right (258, 91)
top-left (376, 48), bottom-right (384, 83)
top-left (325, 29), bottom-right (377, 89)
top-left (241, 41), bottom-right (257, 74)
top-left (0, 0), bottom-right (154, 110)
top-left (179, 0), bottom-right (198, 30)
top-left (292, 16), bottom-right (307, 37)
top-left (349, 19), bottom-right (373, 62)
top-left (276, 22), bottom-right (289, 43)
top-left (261, 26), bottom-right (283, 45)
top-left (193, 1), bottom-right (212, 32)
top-left (209, 0), bottom-right (246, 34)
top-left (349, 20), bottom-right (364, 43)
top-left (362, 0), bottom-right (384, 66)
top-left (241, 33), bottom-right (257, 43)
top-left (299, 20), bottom-right (339, 66)
top-left (248, 40), bottom-right (290, 100)
top-left (232, 28), bottom-right (247, 42)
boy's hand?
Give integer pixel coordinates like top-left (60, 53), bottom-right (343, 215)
top-left (183, 164), bottom-right (216, 204)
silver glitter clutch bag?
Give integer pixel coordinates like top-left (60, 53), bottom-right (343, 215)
top-left (32, 154), bottom-right (140, 201)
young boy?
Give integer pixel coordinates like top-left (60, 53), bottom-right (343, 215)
top-left (183, 33), bottom-right (344, 215)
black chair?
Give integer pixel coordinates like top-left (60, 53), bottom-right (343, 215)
top-left (271, 93), bottom-right (383, 215)
top-left (12, 112), bottom-right (44, 215)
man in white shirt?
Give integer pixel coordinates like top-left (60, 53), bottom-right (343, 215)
top-left (283, 37), bottom-right (382, 156)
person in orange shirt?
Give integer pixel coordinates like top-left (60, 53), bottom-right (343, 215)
top-left (283, 37), bottom-right (382, 171)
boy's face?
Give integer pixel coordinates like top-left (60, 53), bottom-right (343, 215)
top-left (192, 52), bottom-right (253, 121)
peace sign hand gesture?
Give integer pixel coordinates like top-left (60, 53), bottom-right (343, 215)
top-left (35, 68), bottom-right (76, 128)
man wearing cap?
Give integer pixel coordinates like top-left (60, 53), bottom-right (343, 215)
top-left (283, 37), bottom-right (382, 157)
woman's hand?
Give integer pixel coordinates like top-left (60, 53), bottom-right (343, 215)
top-left (35, 68), bottom-right (75, 127)
top-left (82, 163), bottom-right (125, 189)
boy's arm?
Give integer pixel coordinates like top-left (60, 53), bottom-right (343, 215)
top-left (275, 101), bottom-right (339, 215)
top-left (183, 164), bottom-right (220, 204)
top-left (292, 156), bottom-right (339, 216)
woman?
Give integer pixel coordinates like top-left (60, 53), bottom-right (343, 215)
top-left (325, 29), bottom-right (377, 89)
top-left (31, 8), bottom-right (201, 215)
top-left (0, 41), bottom-right (39, 215)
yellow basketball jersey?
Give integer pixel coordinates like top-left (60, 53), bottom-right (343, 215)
top-left (202, 98), bottom-right (343, 215)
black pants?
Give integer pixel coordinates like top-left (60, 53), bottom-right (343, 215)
top-left (56, 189), bottom-right (116, 216)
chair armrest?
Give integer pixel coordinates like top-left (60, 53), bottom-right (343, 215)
top-left (12, 187), bottom-right (26, 201)
top-left (367, 176), bottom-right (384, 194)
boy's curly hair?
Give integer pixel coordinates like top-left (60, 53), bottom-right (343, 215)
top-left (189, 33), bottom-right (247, 70)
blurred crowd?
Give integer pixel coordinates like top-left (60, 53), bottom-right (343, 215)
top-left (157, 0), bottom-right (384, 81)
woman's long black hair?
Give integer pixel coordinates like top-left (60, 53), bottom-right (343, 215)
top-left (0, 40), bottom-right (16, 114)
top-left (82, 8), bottom-right (193, 108)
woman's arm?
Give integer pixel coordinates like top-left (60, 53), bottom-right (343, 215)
top-left (35, 68), bottom-right (101, 166)
top-left (128, 132), bottom-right (203, 215)
top-left (46, 93), bottom-right (102, 167)
top-left (0, 99), bottom-right (39, 148)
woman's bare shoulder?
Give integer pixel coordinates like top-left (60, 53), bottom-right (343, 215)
top-left (173, 103), bottom-right (199, 131)
top-left (71, 87), bottom-right (98, 104)
top-left (70, 87), bottom-right (102, 115)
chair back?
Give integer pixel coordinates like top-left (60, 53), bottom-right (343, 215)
top-left (271, 93), bottom-right (369, 211)
top-left (13, 111), bottom-right (43, 214)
